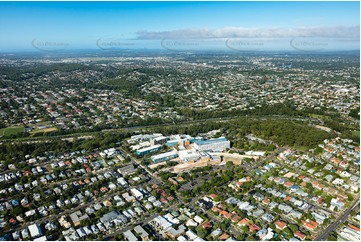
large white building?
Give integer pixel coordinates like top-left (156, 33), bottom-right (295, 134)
top-left (193, 137), bottom-right (230, 152)
top-left (178, 149), bottom-right (201, 161)
top-left (28, 224), bottom-right (42, 238)
top-left (151, 150), bottom-right (178, 163)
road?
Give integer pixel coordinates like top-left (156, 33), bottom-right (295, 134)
top-left (314, 198), bottom-right (360, 241)
top-left (242, 147), bottom-right (284, 173)
top-left (118, 147), bottom-right (162, 184)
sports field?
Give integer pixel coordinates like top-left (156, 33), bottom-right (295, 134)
top-left (0, 125), bottom-right (25, 137)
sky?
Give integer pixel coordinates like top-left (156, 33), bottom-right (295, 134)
top-left (0, 1), bottom-right (359, 52)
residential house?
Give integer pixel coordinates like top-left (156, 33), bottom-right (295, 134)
top-left (274, 220), bottom-right (287, 230)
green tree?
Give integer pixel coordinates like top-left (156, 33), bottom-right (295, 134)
top-left (288, 224), bottom-right (299, 233)
top-left (241, 225), bottom-right (249, 233)
top-left (327, 232), bottom-right (338, 241)
top-left (283, 228), bottom-right (293, 238)
top-left (196, 226), bottom-right (208, 239)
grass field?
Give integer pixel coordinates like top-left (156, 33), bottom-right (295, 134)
top-left (309, 113), bottom-right (329, 119)
top-left (30, 127), bottom-right (58, 135)
top-left (0, 125), bottom-right (25, 137)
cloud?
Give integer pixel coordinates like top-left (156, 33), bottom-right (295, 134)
top-left (136, 26), bottom-right (360, 39)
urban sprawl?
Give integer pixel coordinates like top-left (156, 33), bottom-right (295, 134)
top-left (0, 52), bottom-right (359, 241)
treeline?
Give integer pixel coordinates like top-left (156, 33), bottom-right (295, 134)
top-left (227, 119), bottom-right (333, 148)
top-left (0, 63), bottom-right (91, 81)
top-left (149, 121), bottom-right (224, 137)
top-left (93, 77), bottom-right (148, 97)
top-left (148, 118), bottom-right (333, 149)
top-left (349, 108), bottom-right (360, 119)
top-left (0, 132), bottom-right (131, 165)
top-left (0, 80), bottom-right (7, 88)
top-left (176, 102), bottom-right (307, 120)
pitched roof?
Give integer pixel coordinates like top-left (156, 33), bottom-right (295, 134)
top-left (349, 224), bottom-right (360, 232)
top-left (202, 222), bottom-right (212, 229)
top-left (248, 224), bottom-right (261, 231)
top-left (218, 233), bottom-right (230, 241)
top-left (294, 231), bottom-right (306, 240)
top-left (302, 220), bottom-right (319, 230)
top-left (274, 220), bottom-right (287, 229)
top-left (209, 194), bottom-right (218, 199)
top-left (231, 214), bottom-right (241, 222)
top-left (238, 218), bottom-right (250, 226)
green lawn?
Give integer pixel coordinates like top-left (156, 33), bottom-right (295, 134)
top-left (0, 125), bottom-right (25, 137)
top-left (309, 113), bottom-right (329, 119)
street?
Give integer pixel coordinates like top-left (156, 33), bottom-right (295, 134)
top-left (314, 198), bottom-right (360, 241)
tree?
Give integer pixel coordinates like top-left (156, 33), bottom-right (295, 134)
top-left (306, 182), bottom-right (313, 190)
top-left (196, 226), bottom-right (208, 239)
top-left (347, 194), bottom-right (354, 202)
top-left (327, 232), bottom-right (338, 241)
top-left (226, 161), bottom-right (234, 168)
top-left (273, 207), bottom-right (281, 214)
top-left (236, 234), bottom-right (246, 241)
top-left (283, 228), bottom-right (293, 238)
top-left (241, 225), bottom-right (249, 233)
top-left (9, 206), bottom-right (23, 217)
top-left (288, 224), bottom-right (299, 233)
top-left (220, 222), bottom-right (227, 231)
top-left (348, 108), bottom-right (360, 119)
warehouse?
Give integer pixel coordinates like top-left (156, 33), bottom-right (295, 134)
top-left (136, 145), bottom-right (161, 156)
top-left (151, 151), bottom-right (178, 163)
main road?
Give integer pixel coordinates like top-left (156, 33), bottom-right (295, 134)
top-left (314, 198), bottom-right (360, 241)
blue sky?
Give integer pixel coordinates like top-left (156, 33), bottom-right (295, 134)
top-left (0, 1), bottom-right (359, 51)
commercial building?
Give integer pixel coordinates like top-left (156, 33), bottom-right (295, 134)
top-left (151, 151), bottom-right (178, 163)
top-left (189, 137), bottom-right (204, 143)
top-left (136, 145), bottom-right (162, 156)
top-left (151, 136), bottom-right (168, 145)
top-left (166, 140), bottom-right (179, 147)
top-left (117, 164), bottom-right (137, 176)
top-left (166, 134), bottom-right (193, 146)
top-left (178, 149), bottom-right (201, 162)
top-left (193, 137), bottom-right (230, 152)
